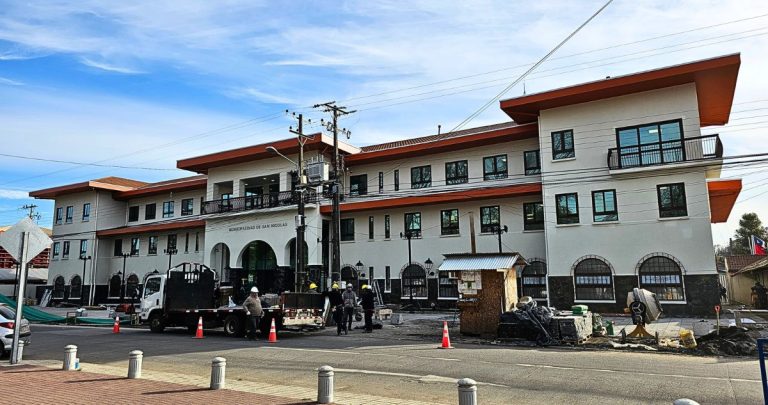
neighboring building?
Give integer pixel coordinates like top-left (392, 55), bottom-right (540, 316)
top-left (0, 225), bottom-right (52, 299)
top-left (31, 54), bottom-right (744, 315)
top-left (722, 254), bottom-right (767, 305)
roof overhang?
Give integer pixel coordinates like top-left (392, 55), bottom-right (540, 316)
top-left (96, 219), bottom-right (206, 237)
top-left (114, 176), bottom-right (207, 200)
top-left (500, 53), bottom-right (741, 127)
top-left (438, 253), bottom-right (526, 272)
top-left (176, 134), bottom-right (360, 174)
top-left (29, 179), bottom-right (145, 199)
top-left (320, 183), bottom-right (542, 214)
top-left (346, 123), bottom-right (538, 166)
top-left (708, 179), bottom-right (742, 223)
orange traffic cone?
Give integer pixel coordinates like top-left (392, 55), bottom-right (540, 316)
top-left (267, 318), bottom-right (278, 343)
top-left (439, 321), bottom-right (453, 349)
top-left (194, 316), bottom-right (204, 339)
top-left (112, 316), bottom-right (120, 334)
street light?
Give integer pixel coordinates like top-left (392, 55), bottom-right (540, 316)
top-left (493, 225), bottom-right (508, 253)
top-left (78, 255), bottom-right (91, 307)
top-left (266, 146), bottom-right (297, 166)
top-left (119, 252), bottom-right (131, 304)
top-left (400, 230), bottom-right (420, 313)
top-left (355, 260), bottom-right (364, 290)
top-left (164, 248), bottom-right (178, 270)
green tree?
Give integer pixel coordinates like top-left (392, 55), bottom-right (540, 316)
top-left (732, 213), bottom-right (767, 254)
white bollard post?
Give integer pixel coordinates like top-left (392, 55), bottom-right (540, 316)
top-left (63, 345), bottom-right (78, 371)
top-left (458, 378), bottom-right (477, 405)
top-left (317, 365), bottom-right (335, 404)
top-left (16, 341), bottom-right (24, 362)
top-left (210, 357), bottom-right (226, 390)
top-left (128, 350), bottom-right (143, 379)
top-left (673, 399), bottom-right (701, 405)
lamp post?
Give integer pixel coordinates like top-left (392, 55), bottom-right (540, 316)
top-left (164, 248), bottom-right (177, 270)
top-left (400, 230), bottom-right (419, 312)
top-left (119, 252), bottom-right (131, 304)
top-left (493, 225), bottom-right (508, 253)
top-left (355, 260), bottom-right (364, 290)
top-left (78, 255), bottom-right (91, 307)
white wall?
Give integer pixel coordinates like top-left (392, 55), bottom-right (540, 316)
top-left (125, 189), bottom-right (206, 225)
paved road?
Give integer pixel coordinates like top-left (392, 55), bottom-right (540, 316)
top-left (19, 324), bottom-right (764, 404)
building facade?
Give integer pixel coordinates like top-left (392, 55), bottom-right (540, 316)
top-left (31, 54), bottom-right (744, 315)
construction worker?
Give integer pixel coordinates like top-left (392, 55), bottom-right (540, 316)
top-left (308, 282), bottom-right (319, 293)
top-left (328, 283), bottom-right (345, 335)
top-left (342, 284), bottom-right (358, 334)
top-left (243, 287), bottom-right (263, 340)
top-left (360, 284), bottom-right (375, 333)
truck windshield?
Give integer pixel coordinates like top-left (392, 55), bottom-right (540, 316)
top-left (144, 277), bottom-right (161, 298)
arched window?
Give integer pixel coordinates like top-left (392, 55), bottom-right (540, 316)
top-left (70, 275), bottom-right (82, 298)
top-left (638, 255), bottom-right (685, 301)
top-left (521, 261), bottom-right (547, 300)
top-left (53, 276), bottom-right (65, 299)
top-left (401, 264), bottom-right (427, 299)
top-left (126, 274), bottom-right (140, 299)
top-left (108, 275), bottom-right (121, 298)
top-left (573, 257), bottom-right (614, 301)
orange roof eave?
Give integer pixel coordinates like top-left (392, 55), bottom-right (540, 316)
top-left (29, 180), bottom-right (140, 199)
top-left (500, 53), bottom-right (741, 127)
top-left (708, 179), bottom-right (742, 223)
top-left (321, 183), bottom-right (542, 214)
top-left (115, 177), bottom-right (208, 200)
top-left (96, 219), bottom-right (206, 237)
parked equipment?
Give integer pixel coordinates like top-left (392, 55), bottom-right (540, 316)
top-left (622, 288), bottom-right (663, 342)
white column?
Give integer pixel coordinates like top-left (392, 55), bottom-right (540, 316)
top-left (128, 350), bottom-right (143, 379)
top-left (210, 357), bottom-right (226, 390)
top-left (317, 365), bottom-right (334, 404)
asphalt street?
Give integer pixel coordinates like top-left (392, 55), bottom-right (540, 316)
top-left (19, 324), bottom-right (765, 404)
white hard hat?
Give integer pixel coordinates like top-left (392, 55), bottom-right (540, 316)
top-left (250, 287), bottom-right (259, 293)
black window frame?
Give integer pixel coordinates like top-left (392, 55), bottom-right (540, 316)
top-left (404, 212), bottom-right (422, 236)
top-left (65, 206), bottom-right (73, 223)
top-left (657, 183), bottom-right (687, 218)
top-left (445, 160), bottom-right (469, 185)
top-left (340, 218), bottom-right (355, 241)
top-left (82, 203), bottom-right (91, 221)
top-left (53, 242), bottom-right (60, 258)
top-left (552, 129), bottom-right (575, 160)
top-left (394, 170), bottom-right (399, 191)
top-left (592, 189), bottom-right (618, 222)
top-left (480, 206), bottom-right (500, 233)
top-left (349, 174), bottom-right (368, 196)
top-left (145, 203), bottom-right (156, 220)
top-left (181, 198), bottom-right (194, 216)
top-left (184, 232), bottom-right (189, 252)
top-left (79, 239), bottom-right (87, 258)
top-left (162, 201), bottom-right (174, 218)
top-left (440, 209), bottom-right (460, 236)
top-left (167, 234), bottom-right (177, 250)
top-left (555, 193), bottom-right (579, 224)
top-left (524, 150), bottom-right (541, 175)
top-left (638, 255), bottom-right (685, 301)
top-left (113, 239), bottom-right (123, 257)
top-left (378, 172), bottom-right (384, 193)
top-left (483, 154), bottom-right (508, 180)
top-left (128, 206), bottom-right (140, 222)
top-left (62, 241), bottom-right (70, 259)
top-left (55, 207), bottom-right (63, 225)
top-left (130, 237), bottom-right (140, 256)
top-left (148, 236), bottom-right (158, 255)
top-left (194, 232), bottom-right (200, 252)
top-left (573, 258), bottom-right (614, 301)
top-left (410, 166), bottom-right (431, 189)
top-left (523, 202), bottom-right (544, 231)
top-left (615, 119), bottom-right (684, 168)
top-left (368, 216), bottom-right (374, 240)
top-left (384, 214), bottom-right (391, 239)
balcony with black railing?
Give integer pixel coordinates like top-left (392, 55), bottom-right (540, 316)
top-left (607, 134), bottom-right (722, 170)
top-left (201, 189), bottom-right (318, 215)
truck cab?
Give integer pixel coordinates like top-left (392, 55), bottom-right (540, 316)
top-left (138, 272), bottom-right (166, 331)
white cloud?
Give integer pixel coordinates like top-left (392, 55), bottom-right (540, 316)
top-left (0, 189), bottom-right (30, 199)
top-left (80, 58), bottom-right (145, 74)
top-left (0, 77), bottom-right (23, 86)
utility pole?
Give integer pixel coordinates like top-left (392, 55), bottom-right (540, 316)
top-left (289, 112), bottom-right (311, 292)
top-left (494, 225), bottom-right (508, 254)
top-left (21, 204), bottom-right (41, 222)
top-left (314, 102), bottom-right (355, 289)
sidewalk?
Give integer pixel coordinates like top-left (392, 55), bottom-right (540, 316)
top-left (1, 364), bottom-right (310, 405)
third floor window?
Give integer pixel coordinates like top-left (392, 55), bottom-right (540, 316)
top-left (128, 206), bottom-right (139, 222)
top-left (350, 174), bottom-right (368, 196)
top-left (483, 155), bottom-right (507, 180)
top-left (181, 198), bottom-right (194, 216)
top-left (445, 160), bottom-right (468, 185)
top-left (163, 201), bottom-right (174, 218)
top-left (145, 203), bottom-right (156, 220)
top-left (65, 206), bottom-right (73, 223)
top-left (410, 166), bottom-right (431, 189)
top-left (552, 130), bottom-right (575, 160)
top-left (82, 203), bottom-right (91, 221)
top-left (55, 207), bottom-right (63, 224)
top-left (524, 150), bottom-right (541, 175)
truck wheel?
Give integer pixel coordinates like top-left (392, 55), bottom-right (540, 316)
top-left (224, 315), bottom-right (244, 337)
top-left (149, 312), bottom-right (165, 333)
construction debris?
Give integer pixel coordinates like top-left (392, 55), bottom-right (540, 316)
top-left (695, 326), bottom-right (758, 356)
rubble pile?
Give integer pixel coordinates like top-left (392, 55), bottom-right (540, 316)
top-left (695, 326), bottom-right (758, 356)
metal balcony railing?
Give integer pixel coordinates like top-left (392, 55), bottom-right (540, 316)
top-left (201, 190), bottom-right (318, 215)
top-left (607, 134), bottom-right (722, 170)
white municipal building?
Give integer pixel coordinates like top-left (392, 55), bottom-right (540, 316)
top-left (31, 54), bottom-right (743, 316)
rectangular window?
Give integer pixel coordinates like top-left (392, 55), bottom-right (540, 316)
top-left (404, 212), bottom-right (422, 236)
top-left (162, 201), bottom-right (174, 218)
top-left (657, 183), bottom-right (687, 218)
top-left (195, 232), bottom-right (200, 252)
top-left (480, 206), bottom-right (500, 233)
top-left (394, 170), bottom-right (399, 191)
top-left (441, 209), bottom-right (460, 235)
top-left (62, 241), bottom-right (70, 259)
top-left (181, 198), bottom-right (194, 216)
top-left (368, 216), bottom-right (374, 240)
top-left (82, 203), bottom-right (91, 221)
top-left (385, 266), bottom-right (391, 292)
top-left (184, 232), bottom-right (190, 252)
top-left (445, 160), bottom-right (469, 185)
top-left (483, 155), bottom-right (508, 180)
top-left (349, 174), bottom-right (368, 196)
top-left (167, 234), bottom-right (177, 251)
top-left (340, 218), bottom-right (355, 241)
top-left (79, 240), bottom-right (87, 258)
top-left (523, 202), bottom-right (544, 231)
top-left (555, 193), bottom-right (579, 224)
top-left (55, 207), bottom-right (63, 225)
top-left (128, 206), bottom-right (139, 222)
top-left (592, 190), bottom-right (618, 222)
top-left (616, 119), bottom-right (683, 168)
top-left (384, 215), bottom-right (391, 239)
top-left (410, 166), bottom-right (431, 189)
top-left (65, 206), bottom-right (74, 223)
top-left (145, 203), bottom-right (156, 220)
top-left (114, 239), bottom-right (123, 257)
top-left (378, 172), bottom-right (384, 193)
top-left (524, 150), bottom-right (541, 175)
top-left (130, 237), bottom-right (140, 256)
top-left (148, 236), bottom-right (158, 255)
top-left (552, 130), bottom-right (575, 160)
top-left (53, 242), bottom-right (60, 258)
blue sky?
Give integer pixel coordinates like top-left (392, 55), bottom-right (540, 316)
top-left (1, 0), bottom-right (767, 245)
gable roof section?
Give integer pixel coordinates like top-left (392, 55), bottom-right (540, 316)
top-left (500, 53), bottom-right (740, 127)
top-left (724, 255), bottom-right (765, 274)
top-left (115, 175), bottom-right (207, 200)
top-left (29, 176), bottom-right (148, 199)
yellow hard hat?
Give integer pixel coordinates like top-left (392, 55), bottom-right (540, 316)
top-left (309, 282), bottom-right (317, 290)
top-left (332, 283), bottom-right (340, 289)
top-left (361, 284), bottom-right (369, 290)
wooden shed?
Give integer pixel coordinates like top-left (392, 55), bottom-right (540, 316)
top-left (439, 253), bottom-right (526, 336)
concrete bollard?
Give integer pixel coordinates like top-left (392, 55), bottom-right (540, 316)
top-left (673, 400), bottom-right (701, 405)
top-left (457, 378), bottom-right (477, 405)
top-left (317, 365), bottom-right (335, 404)
top-left (128, 350), bottom-right (143, 379)
top-left (210, 357), bottom-right (226, 390)
top-left (63, 345), bottom-right (78, 371)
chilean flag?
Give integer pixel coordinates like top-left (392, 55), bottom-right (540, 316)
top-left (753, 236), bottom-right (767, 255)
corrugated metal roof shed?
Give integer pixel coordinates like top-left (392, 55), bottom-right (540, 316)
top-left (438, 253), bottom-right (525, 271)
